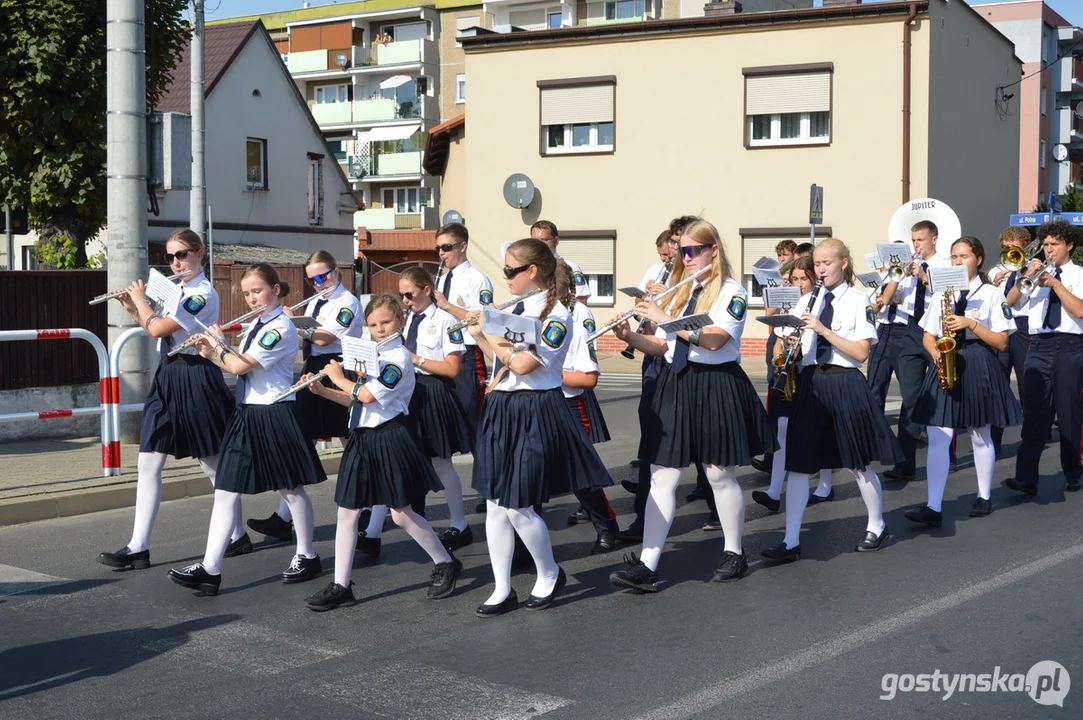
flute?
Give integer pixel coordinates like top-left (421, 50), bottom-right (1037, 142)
top-left (587, 265), bottom-right (711, 344)
top-left (270, 332), bottom-right (402, 403)
top-left (621, 258), bottom-right (675, 359)
top-left (88, 269), bottom-right (195, 305)
top-left (446, 288), bottom-right (544, 333)
top-left (166, 304), bottom-right (268, 357)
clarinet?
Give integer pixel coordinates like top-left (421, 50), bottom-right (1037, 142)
top-left (621, 258), bottom-right (674, 360)
top-left (770, 280), bottom-right (824, 397)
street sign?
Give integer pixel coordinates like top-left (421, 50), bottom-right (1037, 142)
top-left (0, 207), bottom-right (29, 235)
top-left (809, 184), bottom-right (824, 225)
top-left (1048, 192), bottom-right (1063, 213)
top-left (1009, 213), bottom-right (1052, 227)
top-left (1060, 212), bottom-right (1083, 226)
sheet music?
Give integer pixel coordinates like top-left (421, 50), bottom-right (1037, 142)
top-left (856, 272), bottom-right (883, 290)
top-left (618, 286), bottom-right (646, 299)
top-left (290, 316), bottom-right (320, 330)
top-left (752, 268), bottom-right (785, 288)
top-left (341, 336), bottom-right (378, 375)
top-left (483, 308), bottom-right (541, 346)
top-left (865, 252), bottom-right (883, 272)
top-left (876, 243), bottom-right (912, 270)
top-left (657, 312), bottom-right (712, 333)
top-left (753, 256), bottom-right (781, 271)
top-left (756, 314), bottom-right (807, 329)
top-left (927, 265), bottom-right (970, 295)
top-left (146, 268), bottom-right (182, 314)
top-left (764, 286), bottom-right (802, 309)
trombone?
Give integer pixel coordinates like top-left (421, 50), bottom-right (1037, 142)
top-left (446, 289), bottom-right (544, 333)
top-left (1000, 239), bottom-right (1042, 273)
top-left (270, 332), bottom-right (402, 403)
top-left (586, 265), bottom-right (711, 345)
top-left (88, 269), bottom-right (195, 305)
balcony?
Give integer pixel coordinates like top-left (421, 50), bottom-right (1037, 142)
top-left (308, 98), bottom-right (429, 129)
top-left (354, 206), bottom-right (437, 230)
top-left (288, 39), bottom-right (434, 76)
top-left (310, 101), bottom-right (353, 126)
top-left (346, 151), bottom-right (424, 180)
top-left (366, 38), bottom-right (434, 67)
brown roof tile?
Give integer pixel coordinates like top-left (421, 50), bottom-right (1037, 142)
top-left (361, 230), bottom-right (436, 251)
top-left (157, 21), bottom-right (262, 114)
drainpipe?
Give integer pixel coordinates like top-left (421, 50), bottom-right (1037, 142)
top-left (902, 2), bottom-right (917, 204)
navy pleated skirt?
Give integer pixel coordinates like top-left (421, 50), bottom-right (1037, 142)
top-left (565, 390), bottom-right (611, 444)
top-left (639, 361), bottom-right (776, 469)
top-left (472, 388), bottom-right (613, 509)
top-left (335, 417), bottom-right (443, 510)
top-left (215, 402), bottom-right (327, 494)
top-left (139, 355), bottom-right (234, 459)
top-left (912, 340), bottom-right (1024, 429)
top-left (785, 365), bottom-right (904, 473)
top-left (766, 387), bottom-right (793, 422)
top-left (452, 345), bottom-right (486, 428)
top-left (295, 353), bottom-right (350, 440)
top-left (410, 373), bottom-right (475, 458)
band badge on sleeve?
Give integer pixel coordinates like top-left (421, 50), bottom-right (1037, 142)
top-left (448, 327), bottom-right (465, 343)
top-left (588, 343), bottom-right (598, 363)
top-left (727, 296), bottom-right (747, 321)
top-left (258, 329), bottom-right (282, 350)
top-left (479, 289), bottom-right (494, 305)
top-left (583, 318), bottom-right (597, 335)
top-left (1002, 302), bottom-right (1013, 320)
top-left (573, 271), bottom-right (587, 287)
top-left (866, 306), bottom-right (876, 325)
top-left (336, 308), bottom-right (355, 328)
top-left (542, 320), bottom-right (567, 348)
top-left (183, 295), bottom-right (206, 315)
top-left (378, 364), bottom-right (403, 389)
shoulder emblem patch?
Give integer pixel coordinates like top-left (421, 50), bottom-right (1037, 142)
top-left (1002, 301), bottom-right (1013, 320)
top-left (258, 329), bottom-right (282, 350)
top-left (336, 308), bottom-right (354, 328)
top-left (588, 343), bottom-right (598, 363)
top-left (866, 306), bottom-right (876, 325)
top-left (727, 296), bottom-right (747, 321)
top-left (583, 318), bottom-right (597, 335)
top-left (479, 289), bottom-right (494, 305)
top-left (573, 271), bottom-right (587, 287)
top-left (448, 327), bottom-right (464, 344)
top-left (542, 320), bottom-right (567, 349)
top-left (378, 363), bottom-right (403, 389)
top-left (183, 295), bottom-right (206, 315)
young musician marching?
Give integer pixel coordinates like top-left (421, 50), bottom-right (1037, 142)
top-left (906, 237), bottom-right (1023, 525)
top-left (988, 226), bottom-right (1032, 454)
top-left (1003, 220), bottom-right (1083, 496)
top-left (469, 239), bottom-right (614, 617)
top-left (609, 219), bottom-right (775, 591)
top-left (247, 250), bottom-right (363, 545)
top-left (97, 229), bottom-right (246, 570)
top-left (168, 265), bottom-right (327, 595)
top-left (303, 295), bottom-right (462, 611)
top-left (761, 239), bottom-right (903, 564)
top-left (531, 220), bottom-right (591, 303)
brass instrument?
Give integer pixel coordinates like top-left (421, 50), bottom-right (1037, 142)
top-left (621, 258), bottom-right (674, 360)
top-left (1017, 261), bottom-right (1056, 298)
top-left (999, 239), bottom-right (1042, 273)
top-left (770, 281), bottom-right (823, 401)
top-left (934, 289), bottom-right (958, 390)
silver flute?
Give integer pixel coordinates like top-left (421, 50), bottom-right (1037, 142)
top-left (446, 288), bottom-right (544, 333)
top-left (270, 332), bottom-right (402, 403)
top-left (586, 265), bottom-right (711, 344)
top-left (88, 269), bottom-right (195, 305)
top-left (166, 304), bottom-right (268, 357)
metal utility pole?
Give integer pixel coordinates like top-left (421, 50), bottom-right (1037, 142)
top-left (190, 0), bottom-right (206, 240)
top-left (106, 0), bottom-right (150, 441)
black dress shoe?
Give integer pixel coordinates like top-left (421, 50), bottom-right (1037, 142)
top-left (97, 546), bottom-right (150, 570)
top-left (969, 497), bottom-right (992, 517)
top-left (948, 460), bottom-right (959, 474)
top-left (609, 552), bottom-right (659, 593)
top-left (1065, 479), bottom-right (1082, 492)
top-left (685, 486), bottom-right (706, 502)
top-left (621, 480), bottom-right (642, 494)
top-left (855, 527), bottom-right (890, 552)
top-left (712, 551), bottom-right (748, 582)
top-left (246, 513), bottom-right (293, 543)
top-left (427, 558), bottom-right (462, 599)
top-left (591, 532), bottom-right (617, 555)
top-left (168, 563), bottom-right (221, 595)
top-left (761, 542), bottom-right (800, 563)
top-left (702, 516), bottom-right (722, 532)
top-left (629, 458), bottom-right (644, 468)
top-left (223, 533), bottom-right (253, 558)
top-left (525, 568), bottom-right (567, 610)
top-left (882, 468), bottom-right (916, 482)
top-left (1004, 477), bottom-right (1038, 496)
top-left (441, 525), bottom-right (474, 551)
top-left (615, 522), bottom-right (644, 543)
top-left (904, 505), bottom-right (942, 527)
top-left (807, 489), bottom-right (836, 505)
top-left (751, 490), bottom-right (780, 513)
top-left (305, 581), bottom-right (358, 612)
top-left (282, 554), bottom-right (322, 584)
top-left (476, 591), bottom-right (518, 618)
top-left (566, 506), bottom-right (590, 526)
top-left (356, 531), bottom-right (381, 559)
top-left (474, 501), bottom-right (488, 513)
top-left (750, 456), bottom-right (772, 474)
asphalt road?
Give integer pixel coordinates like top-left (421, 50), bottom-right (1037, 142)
top-left (1, 377), bottom-right (1080, 719)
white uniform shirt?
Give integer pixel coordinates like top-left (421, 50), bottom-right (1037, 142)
top-left (160, 272), bottom-right (220, 357)
top-left (874, 269), bottom-right (910, 327)
top-left (654, 276), bottom-right (747, 365)
top-left (989, 261), bottom-right (1029, 312)
top-left (638, 261), bottom-right (672, 293)
top-left (799, 282), bottom-right (878, 370)
top-left (348, 337), bottom-right (414, 429)
top-left (898, 251), bottom-right (953, 318)
top-left (304, 283), bottom-right (363, 356)
top-left (435, 259), bottom-right (494, 347)
top-left (555, 252), bottom-right (591, 299)
top-left (236, 308), bottom-right (297, 405)
top-left (407, 303), bottom-right (465, 376)
top-left (562, 302), bottom-right (600, 399)
top-left (492, 291), bottom-right (571, 392)
top-left (920, 275), bottom-right (1016, 341)
top-left (1022, 261), bottom-right (1083, 335)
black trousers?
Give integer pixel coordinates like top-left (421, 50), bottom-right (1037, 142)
top-left (1014, 333), bottom-right (1083, 486)
top-left (452, 345), bottom-right (485, 429)
top-left (893, 320), bottom-right (932, 472)
top-left (573, 489), bottom-right (619, 535)
top-left (992, 316), bottom-right (1029, 450)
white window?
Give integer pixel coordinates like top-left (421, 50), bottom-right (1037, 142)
top-left (1041, 86), bottom-right (1047, 116)
top-left (1040, 139), bottom-right (1047, 169)
top-left (548, 11), bottom-right (562, 29)
top-left (382, 187), bottom-right (430, 214)
top-left (745, 68), bottom-right (832, 148)
top-left (315, 84), bottom-right (349, 104)
top-left (455, 15), bottom-right (479, 47)
top-left (605, 0), bottom-right (645, 20)
top-left (281, 53), bottom-right (289, 64)
top-left (741, 236), bottom-right (801, 307)
top-left (246, 138), bottom-right (266, 190)
top-left (748, 112), bottom-right (830, 146)
top-left (539, 80), bottom-right (616, 155)
top-left (557, 235), bottom-right (616, 307)
top-left (307, 155), bottom-right (322, 225)
top-left (456, 73), bottom-right (466, 103)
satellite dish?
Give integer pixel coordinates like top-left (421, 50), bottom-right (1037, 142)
top-left (442, 209), bottom-right (464, 225)
top-left (334, 51), bottom-right (349, 68)
top-left (503, 173), bottom-right (535, 209)
top-left (1053, 143), bottom-right (1069, 163)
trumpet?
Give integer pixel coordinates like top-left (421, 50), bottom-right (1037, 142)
top-left (1000, 239), bottom-right (1042, 273)
top-left (587, 265), bottom-right (711, 345)
top-left (88, 269), bottom-right (195, 305)
top-left (166, 304), bottom-right (268, 357)
top-left (935, 289), bottom-right (958, 390)
top-left (770, 280), bottom-right (824, 401)
top-left (621, 257), bottom-right (675, 360)
top-left (446, 289), bottom-right (544, 333)
top-left (1017, 261), bottom-right (1057, 297)
top-left (270, 332), bottom-right (402, 403)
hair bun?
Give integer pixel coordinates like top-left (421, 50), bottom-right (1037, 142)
top-left (277, 281), bottom-right (291, 298)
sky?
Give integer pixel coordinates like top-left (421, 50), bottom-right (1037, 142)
top-left (210, 0), bottom-right (1083, 26)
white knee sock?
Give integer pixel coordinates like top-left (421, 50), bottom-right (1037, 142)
top-left (280, 487), bottom-right (316, 558)
top-left (814, 469), bottom-right (834, 497)
top-left (704, 464), bottom-right (744, 554)
top-left (432, 457), bottom-right (467, 531)
top-left (198, 456), bottom-right (244, 542)
top-left (365, 505), bottom-right (389, 538)
top-left (783, 472), bottom-right (810, 549)
top-left (640, 465), bottom-right (681, 571)
top-left (971, 425), bottom-right (995, 500)
top-left (127, 451), bottom-right (168, 553)
top-left (926, 426), bottom-right (953, 512)
top-left (391, 507), bottom-right (452, 565)
top-left (507, 506), bottom-right (560, 597)
top-left (276, 497), bottom-right (292, 523)
top-left (202, 490), bottom-right (242, 575)
top-left (483, 501), bottom-right (515, 605)
top-left (853, 466), bottom-right (886, 534)
top-left (334, 507), bottom-right (360, 587)
top-left (767, 418), bottom-right (788, 500)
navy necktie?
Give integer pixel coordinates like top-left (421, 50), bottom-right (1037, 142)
top-left (302, 298), bottom-right (328, 360)
top-left (887, 302), bottom-right (898, 323)
top-left (913, 262), bottom-right (930, 321)
top-left (814, 290), bottom-right (835, 364)
top-left (242, 319), bottom-right (266, 354)
top-left (953, 290), bottom-right (970, 317)
top-left (236, 319), bottom-right (267, 403)
top-left (670, 286), bottom-right (703, 375)
top-left (1043, 267), bottom-right (1063, 330)
top-left (512, 301), bottom-right (525, 316)
top-left (1004, 271), bottom-right (1017, 294)
top-left (405, 312), bottom-right (424, 353)
top-left (441, 268), bottom-right (454, 299)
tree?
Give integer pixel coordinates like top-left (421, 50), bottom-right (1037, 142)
top-left (0, 1), bottom-right (190, 268)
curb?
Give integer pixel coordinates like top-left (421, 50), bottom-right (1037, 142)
top-left (0, 454), bottom-right (344, 528)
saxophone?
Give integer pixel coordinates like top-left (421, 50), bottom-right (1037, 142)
top-left (934, 289), bottom-right (958, 390)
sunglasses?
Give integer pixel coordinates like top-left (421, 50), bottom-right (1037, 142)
top-left (435, 240), bottom-right (465, 253)
top-left (398, 291), bottom-right (416, 300)
top-left (503, 263), bottom-right (532, 279)
top-left (678, 244), bottom-right (713, 260)
top-left (306, 270), bottom-right (334, 285)
top-left (164, 249), bottom-right (191, 263)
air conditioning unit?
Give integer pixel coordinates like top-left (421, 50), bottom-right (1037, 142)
top-left (148, 112), bottom-right (192, 190)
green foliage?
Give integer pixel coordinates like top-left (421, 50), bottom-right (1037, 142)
top-left (0, 0), bottom-right (190, 268)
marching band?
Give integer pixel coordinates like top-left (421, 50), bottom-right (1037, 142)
top-left (92, 208), bottom-right (1083, 612)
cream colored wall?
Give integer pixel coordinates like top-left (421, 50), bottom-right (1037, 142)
top-left (438, 8), bottom-right (485, 121)
top-left (440, 128), bottom-right (469, 219)
top-left (463, 17), bottom-right (933, 338)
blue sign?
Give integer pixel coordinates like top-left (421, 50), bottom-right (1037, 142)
top-left (1009, 213), bottom-right (1052, 227)
top-left (809, 184), bottom-right (824, 225)
top-left (1048, 192), bottom-right (1063, 213)
top-left (1061, 212), bottom-right (1083, 225)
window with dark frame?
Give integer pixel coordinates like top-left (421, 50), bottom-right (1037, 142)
top-left (246, 137), bottom-right (267, 189)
